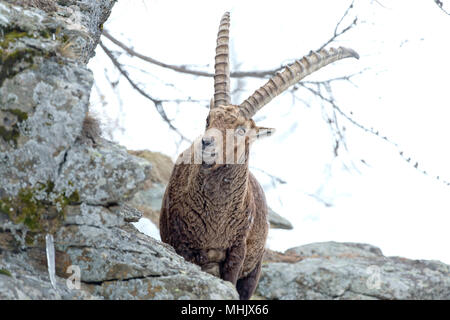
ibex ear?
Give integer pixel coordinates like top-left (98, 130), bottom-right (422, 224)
top-left (209, 98), bottom-right (215, 110)
top-left (256, 126), bottom-right (276, 139)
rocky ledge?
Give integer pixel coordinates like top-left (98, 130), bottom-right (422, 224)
top-left (0, 203), bottom-right (238, 299)
top-left (257, 242), bottom-right (450, 300)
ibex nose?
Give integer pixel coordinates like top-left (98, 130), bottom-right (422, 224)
top-left (202, 136), bottom-right (214, 148)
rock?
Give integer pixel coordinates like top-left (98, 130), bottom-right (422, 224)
top-left (0, 250), bottom-right (100, 300)
top-left (93, 271), bottom-right (238, 300)
top-left (55, 204), bottom-right (238, 299)
top-left (267, 207), bottom-right (293, 230)
top-left (56, 140), bottom-right (151, 205)
top-left (126, 150), bottom-right (174, 226)
top-left (0, 0), bottom-right (115, 199)
top-left (262, 248), bottom-right (303, 264)
top-left (286, 241), bottom-right (383, 258)
top-left (2, 0), bottom-right (115, 63)
top-left (1, 202), bottom-right (239, 300)
top-left (256, 241), bottom-right (450, 300)
top-left (127, 150), bottom-right (174, 184)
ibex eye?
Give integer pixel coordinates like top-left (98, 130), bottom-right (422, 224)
top-left (236, 127), bottom-right (246, 136)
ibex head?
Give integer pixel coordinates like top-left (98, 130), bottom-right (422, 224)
top-left (201, 12), bottom-right (359, 169)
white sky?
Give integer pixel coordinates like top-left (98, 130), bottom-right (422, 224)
top-left (89, 0), bottom-right (450, 264)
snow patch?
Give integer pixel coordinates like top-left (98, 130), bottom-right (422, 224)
top-left (133, 218), bottom-right (161, 241)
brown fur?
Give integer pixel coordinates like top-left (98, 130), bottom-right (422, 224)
top-left (160, 105), bottom-right (270, 300)
top-left (78, 112), bottom-right (102, 146)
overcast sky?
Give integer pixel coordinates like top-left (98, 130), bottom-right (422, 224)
top-left (89, 0), bottom-right (450, 264)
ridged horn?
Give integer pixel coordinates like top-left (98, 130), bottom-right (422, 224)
top-left (213, 12), bottom-right (231, 108)
top-left (239, 47), bottom-right (359, 119)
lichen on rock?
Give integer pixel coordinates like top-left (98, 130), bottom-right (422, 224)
top-left (256, 242), bottom-right (450, 300)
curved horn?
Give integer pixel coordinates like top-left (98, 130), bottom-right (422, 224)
top-left (239, 47), bottom-right (359, 119)
top-left (213, 12), bottom-right (231, 108)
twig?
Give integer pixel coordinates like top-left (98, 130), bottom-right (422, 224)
top-left (317, 1), bottom-right (357, 52)
top-left (251, 166), bottom-right (287, 185)
top-left (307, 192), bottom-right (333, 207)
top-left (300, 83), bottom-right (450, 186)
top-left (302, 68), bottom-right (368, 87)
top-left (102, 30), bottom-right (283, 79)
top-left (434, 0), bottom-right (450, 16)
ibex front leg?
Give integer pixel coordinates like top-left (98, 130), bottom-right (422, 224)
top-left (221, 241), bottom-right (246, 285)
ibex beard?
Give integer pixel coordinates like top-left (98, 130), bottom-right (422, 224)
top-left (159, 11), bottom-right (359, 300)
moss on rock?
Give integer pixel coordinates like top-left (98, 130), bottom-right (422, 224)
top-left (0, 182), bottom-right (80, 234)
top-left (0, 125), bottom-right (20, 146)
top-left (0, 109), bottom-right (30, 147)
top-left (0, 48), bottom-right (37, 87)
top-left (0, 29), bottom-right (30, 49)
top-left (0, 269), bottom-right (12, 277)
top-left (0, 188), bottom-right (47, 231)
top-left (8, 109), bottom-right (28, 122)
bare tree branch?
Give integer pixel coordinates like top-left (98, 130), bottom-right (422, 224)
top-left (434, 0), bottom-right (450, 16)
top-left (99, 41), bottom-right (191, 143)
top-left (100, 0), bottom-right (359, 104)
top-left (102, 30), bottom-right (283, 79)
top-left (302, 68), bottom-right (368, 87)
top-left (307, 192), bottom-right (333, 207)
top-left (300, 82), bottom-right (450, 186)
top-left (317, 0), bottom-right (358, 51)
top-left (251, 166), bottom-right (287, 185)
top-left (102, 0), bottom-right (358, 84)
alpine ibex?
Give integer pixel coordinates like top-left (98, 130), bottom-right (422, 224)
top-left (159, 12), bottom-right (359, 299)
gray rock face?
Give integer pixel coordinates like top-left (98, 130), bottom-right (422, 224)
top-left (0, 0), bottom-right (149, 208)
top-left (57, 140), bottom-right (151, 205)
top-left (256, 241), bottom-right (450, 300)
top-left (92, 270), bottom-right (238, 300)
top-left (0, 1), bottom-right (239, 300)
top-left (286, 241), bottom-right (383, 258)
top-left (126, 150), bottom-right (173, 226)
top-left (127, 150), bottom-right (179, 226)
top-left (55, 204), bottom-right (238, 299)
top-left (1, 202), bottom-right (239, 300)
top-left (0, 0), bottom-right (115, 199)
top-left (267, 207), bottom-right (293, 230)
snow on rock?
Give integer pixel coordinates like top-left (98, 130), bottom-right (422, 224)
top-left (133, 217), bottom-right (161, 241)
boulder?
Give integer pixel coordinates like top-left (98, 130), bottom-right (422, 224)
top-left (126, 150), bottom-right (173, 226)
top-left (56, 204), bottom-right (238, 299)
top-left (0, 203), bottom-right (238, 300)
top-left (256, 241), bottom-right (450, 300)
top-left (267, 207), bottom-right (293, 230)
